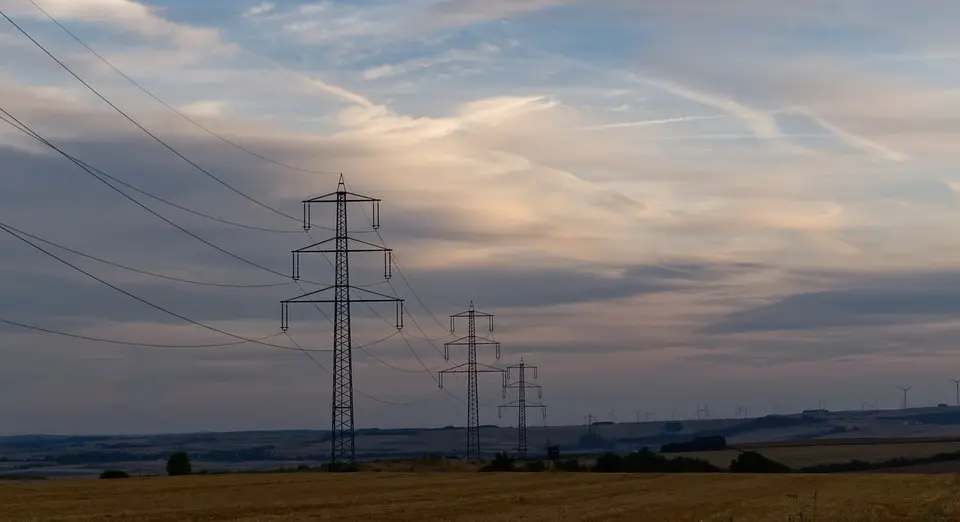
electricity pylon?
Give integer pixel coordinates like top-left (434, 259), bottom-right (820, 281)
top-left (281, 175), bottom-right (404, 466)
top-left (499, 359), bottom-right (546, 459)
top-left (438, 302), bottom-right (504, 460)
top-left (697, 404), bottom-right (710, 420)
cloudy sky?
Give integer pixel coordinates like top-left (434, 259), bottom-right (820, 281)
top-left (2, 0), bottom-right (960, 435)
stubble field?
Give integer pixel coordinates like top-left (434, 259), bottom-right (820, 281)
top-left (680, 440), bottom-right (960, 469)
top-left (3, 472), bottom-right (960, 521)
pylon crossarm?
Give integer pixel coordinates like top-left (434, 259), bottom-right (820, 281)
top-left (445, 339), bottom-right (499, 346)
top-left (297, 236), bottom-right (392, 254)
top-left (451, 310), bottom-right (493, 318)
top-left (351, 287), bottom-right (402, 301)
top-left (505, 382), bottom-right (541, 390)
top-left (304, 192), bottom-right (381, 203)
top-left (445, 334), bottom-right (470, 345)
top-left (300, 245), bottom-right (393, 253)
top-left (283, 285), bottom-right (336, 302)
top-left (441, 366), bottom-right (503, 374)
top-left (293, 237), bottom-right (336, 252)
top-left (285, 285), bottom-right (401, 303)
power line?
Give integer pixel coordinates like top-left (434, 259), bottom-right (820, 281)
top-left (25, 0), bottom-right (341, 178)
top-left (3, 108), bottom-right (405, 376)
top-left (0, 9), bottom-right (304, 225)
top-left (0, 221), bottom-right (292, 289)
top-left (0, 107), bottom-right (319, 284)
top-left (283, 331), bottom-right (438, 407)
top-left (0, 317), bottom-right (292, 349)
top-left (345, 181), bottom-right (452, 338)
top-left (5, 6), bottom-right (470, 409)
top-left (0, 220), bottom-right (336, 354)
top-left (16, 2), bottom-right (458, 353)
top-left (2, 112), bottom-right (302, 234)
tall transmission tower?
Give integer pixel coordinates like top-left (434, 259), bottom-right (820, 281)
top-left (281, 175), bottom-right (404, 466)
top-left (438, 302), bottom-right (504, 460)
top-left (498, 359), bottom-right (546, 459)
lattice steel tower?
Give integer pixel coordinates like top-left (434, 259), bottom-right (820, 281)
top-left (499, 359), bottom-right (546, 459)
top-left (281, 175), bottom-right (404, 466)
top-left (439, 302), bottom-right (504, 460)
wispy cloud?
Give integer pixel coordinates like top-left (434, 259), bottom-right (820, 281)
top-left (801, 110), bottom-right (909, 162)
top-left (3, 0), bottom-right (960, 431)
top-left (634, 76), bottom-right (783, 142)
top-left (580, 115), bottom-right (725, 131)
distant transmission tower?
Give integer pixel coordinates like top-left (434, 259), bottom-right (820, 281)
top-left (498, 359), bottom-right (546, 459)
top-left (696, 404), bottom-right (710, 420)
top-left (281, 175), bottom-right (404, 466)
top-left (438, 302), bottom-right (504, 460)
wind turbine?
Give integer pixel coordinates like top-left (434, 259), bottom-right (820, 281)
top-left (952, 379), bottom-right (960, 407)
top-left (897, 385), bottom-right (913, 410)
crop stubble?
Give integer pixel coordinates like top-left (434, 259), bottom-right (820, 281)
top-left (1, 472), bottom-right (959, 521)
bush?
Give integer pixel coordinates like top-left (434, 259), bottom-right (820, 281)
top-left (480, 452), bottom-right (515, 472)
top-left (99, 470), bottom-right (129, 479)
top-left (557, 457), bottom-right (584, 472)
top-left (661, 435), bottom-right (728, 453)
top-left (592, 452), bottom-right (625, 472)
top-left (523, 460), bottom-right (547, 472)
top-left (166, 451), bottom-right (192, 476)
top-left (729, 451), bottom-right (792, 473)
top-left (592, 450), bottom-right (722, 473)
top-left (325, 462), bottom-right (359, 473)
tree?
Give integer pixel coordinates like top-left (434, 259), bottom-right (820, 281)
top-left (480, 452), bottom-right (515, 472)
top-left (166, 451), bottom-right (192, 476)
top-left (592, 452), bottom-right (624, 472)
top-left (99, 470), bottom-right (129, 479)
top-left (729, 451), bottom-right (791, 473)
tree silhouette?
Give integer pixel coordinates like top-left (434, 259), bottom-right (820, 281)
top-left (166, 451), bottom-right (192, 476)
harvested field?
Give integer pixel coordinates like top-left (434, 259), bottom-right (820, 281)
top-left (2, 472), bottom-right (960, 521)
top-left (680, 440), bottom-right (960, 469)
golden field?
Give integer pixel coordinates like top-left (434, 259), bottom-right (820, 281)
top-left (3, 472), bottom-right (960, 521)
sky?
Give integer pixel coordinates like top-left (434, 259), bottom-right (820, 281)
top-left (1, 0), bottom-right (960, 435)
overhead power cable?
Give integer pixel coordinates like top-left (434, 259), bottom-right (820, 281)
top-left (0, 220), bottom-right (334, 354)
top-left (0, 318), bottom-right (292, 349)
top-left (2, 110), bottom-right (400, 369)
top-left (0, 107), bottom-right (329, 286)
top-left (0, 9), bottom-right (309, 226)
top-left (0, 222), bottom-right (291, 289)
top-left (4, 9), bottom-right (451, 385)
top-left (283, 331), bottom-right (439, 406)
top-left (25, 0), bottom-right (341, 179)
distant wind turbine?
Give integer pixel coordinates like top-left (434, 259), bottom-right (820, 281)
top-left (897, 385), bottom-right (913, 410)
top-left (952, 379), bottom-right (960, 407)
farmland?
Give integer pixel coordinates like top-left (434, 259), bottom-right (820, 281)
top-left (2, 472), bottom-right (960, 521)
top-left (679, 438), bottom-right (960, 470)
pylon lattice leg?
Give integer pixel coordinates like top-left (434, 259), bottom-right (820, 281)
top-left (332, 188), bottom-right (355, 464)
